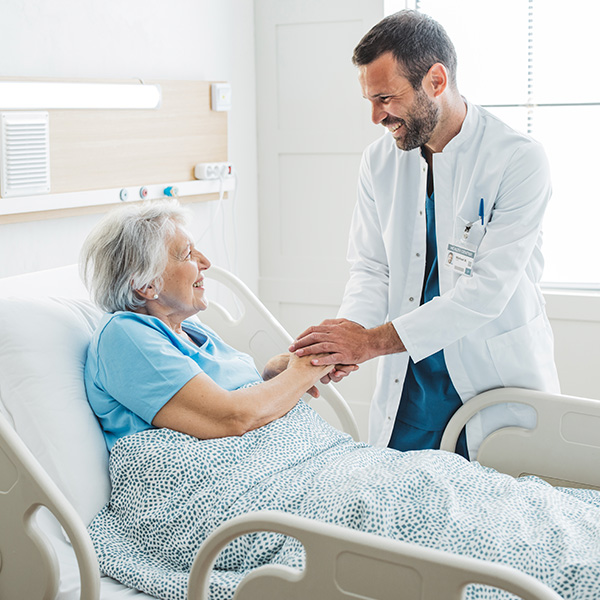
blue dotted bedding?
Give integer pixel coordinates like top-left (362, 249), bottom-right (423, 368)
top-left (88, 401), bottom-right (600, 600)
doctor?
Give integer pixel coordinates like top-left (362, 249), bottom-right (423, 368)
top-left (290, 10), bottom-right (560, 458)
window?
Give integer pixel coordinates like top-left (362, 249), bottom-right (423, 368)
top-left (385, 0), bottom-right (600, 289)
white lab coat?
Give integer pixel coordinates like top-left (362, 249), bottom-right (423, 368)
top-left (338, 100), bottom-right (560, 457)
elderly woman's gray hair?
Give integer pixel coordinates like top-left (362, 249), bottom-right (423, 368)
top-left (80, 200), bottom-right (191, 313)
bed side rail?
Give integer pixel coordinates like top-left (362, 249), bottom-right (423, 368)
top-left (202, 265), bottom-right (360, 441)
top-left (187, 510), bottom-right (561, 600)
top-left (440, 387), bottom-right (600, 489)
top-left (0, 412), bottom-right (100, 600)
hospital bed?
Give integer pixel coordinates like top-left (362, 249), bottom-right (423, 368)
top-left (0, 263), bottom-right (592, 600)
top-left (440, 387), bottom-right (600, 491)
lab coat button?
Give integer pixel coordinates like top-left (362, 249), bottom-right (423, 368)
top-left (409, 297), bottom-right (414, 302)
top-left (394, 378), bottom-right (399, 383)
top-left (416, 253), bottom-right (421, 257)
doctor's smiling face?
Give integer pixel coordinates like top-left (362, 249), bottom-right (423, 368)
top-left (359, 51), bottom-right (440, 152)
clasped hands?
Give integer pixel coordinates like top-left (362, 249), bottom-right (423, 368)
top-left (289, 318), bottom-right (374, 386)
top-left (263, 318), bottom-right (403, 398)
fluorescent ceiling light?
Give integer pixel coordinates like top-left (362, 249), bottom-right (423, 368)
top-left (0, 81), bottom-right (162, 110)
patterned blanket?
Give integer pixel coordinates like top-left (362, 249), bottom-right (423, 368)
top-left (88, 401), bottom-right (600, 600)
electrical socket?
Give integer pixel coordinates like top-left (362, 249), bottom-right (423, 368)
top-left (194, 162), bottom-right (233, 180)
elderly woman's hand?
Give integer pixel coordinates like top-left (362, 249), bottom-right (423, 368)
top-left (263, 352), bottom-right (336, 398)
top-left (263, 352), bottom-right (355, 398)
top-left (262, 352), bottom-right (332, 398)
top-left (287, 352), bottom-right (334, 398)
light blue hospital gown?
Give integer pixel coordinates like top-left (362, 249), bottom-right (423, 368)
top-left (84, 311), bottom-right (262, 450)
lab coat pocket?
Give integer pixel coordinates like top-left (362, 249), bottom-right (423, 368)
top-left (454, 216), bottom-right (486, 248)
top-left (486, 312), bottom-right (557, 390)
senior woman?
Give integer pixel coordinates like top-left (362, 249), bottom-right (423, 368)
top-left (80, 199), bottom-right (333, 450)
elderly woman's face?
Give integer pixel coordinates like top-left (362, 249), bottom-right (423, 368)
top-left (157, 227), bottom-right (211, 318)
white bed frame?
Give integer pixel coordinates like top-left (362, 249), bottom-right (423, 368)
top-left (440, 387), bottom-right (600, 490)
top-left (1, 263), bottom-right (589, 600)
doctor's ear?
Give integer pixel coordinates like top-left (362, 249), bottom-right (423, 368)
top-left (423, 63), bottom-right (448, 98)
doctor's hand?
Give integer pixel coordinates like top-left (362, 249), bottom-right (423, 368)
top-left (289, 318), bottom-right (406, 366)
top-left (320, 363), bottom-right (359, 384)
top-left (289, 318), bottom-right (372, 365)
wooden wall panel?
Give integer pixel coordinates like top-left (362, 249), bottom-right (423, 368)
top-left (0, 78), bottom-right (228, 222)
top-left (49, 80), bottom-right (227, 192)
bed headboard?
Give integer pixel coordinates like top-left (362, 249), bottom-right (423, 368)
top-left (0, 78), bottom-right (229, 223)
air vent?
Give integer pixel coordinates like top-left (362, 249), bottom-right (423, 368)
top-left (0, 111), bottom-right (50, 198)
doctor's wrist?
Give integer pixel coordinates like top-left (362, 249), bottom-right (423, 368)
top-left (368, 322), bottom-right (406, 358)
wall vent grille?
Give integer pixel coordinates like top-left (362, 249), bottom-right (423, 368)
top-left (0, 111), bottom-right (50, 198)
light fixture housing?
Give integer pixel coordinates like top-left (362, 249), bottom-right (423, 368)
top-left (0, 81), bottom-right (162, 110)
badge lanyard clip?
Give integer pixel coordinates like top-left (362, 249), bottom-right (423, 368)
top-left (463, 221), bottom-right (476, 239)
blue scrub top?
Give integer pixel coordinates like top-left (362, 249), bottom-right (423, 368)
top-left (389, 189), bottom-right (469, 458)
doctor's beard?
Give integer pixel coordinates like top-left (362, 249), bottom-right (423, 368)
top-left (384, 88), bottom-right (440, 152)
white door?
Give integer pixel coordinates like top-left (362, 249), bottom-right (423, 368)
top-left (254, 0), bottom-right (384, 439)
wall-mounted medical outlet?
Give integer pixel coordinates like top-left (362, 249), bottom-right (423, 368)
top-left (194, 162), bottom-right (233, 180)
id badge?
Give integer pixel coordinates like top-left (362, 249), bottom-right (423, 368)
top-left (445, 238), bottom-right (476, 277)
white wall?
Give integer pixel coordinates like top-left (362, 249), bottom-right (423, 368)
top-left (0, 0), bottom-right (260, 291)
top-left (545, 292), bottom-right (600, 401)
top-left (253, 0), bottom-right (385, 440)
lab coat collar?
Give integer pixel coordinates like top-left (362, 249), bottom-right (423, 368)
top-left (437, 97), bottom-right (476, 155)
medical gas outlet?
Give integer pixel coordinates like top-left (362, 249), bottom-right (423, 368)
top-left (194, 162), bottom-right (234, 180)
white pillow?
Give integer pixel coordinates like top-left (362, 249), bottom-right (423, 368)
top-left (0, 295), bottom-right (110, 525)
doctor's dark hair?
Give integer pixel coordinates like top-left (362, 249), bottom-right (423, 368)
top-left (352, 10), bottom-right (458, 91)
top-left (80, 200), bottom-right (191, 313)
